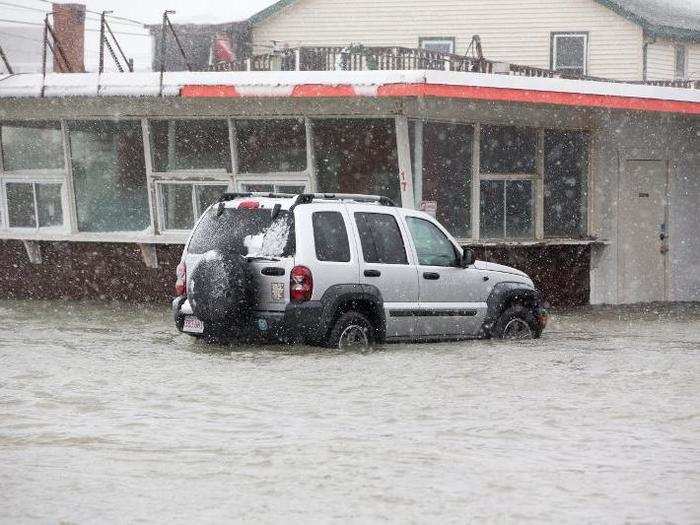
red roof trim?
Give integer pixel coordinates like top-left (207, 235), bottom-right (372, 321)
top-left (180, 82), bottom-right (700, 114)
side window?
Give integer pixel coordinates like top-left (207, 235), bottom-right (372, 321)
top-left (355, 212), bottom-right (408, 265)
top-left (312, 211), bottom-right (350, 262)
top-left (407, 217), bottom-right (458, 267)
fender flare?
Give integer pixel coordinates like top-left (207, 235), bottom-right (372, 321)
top-left (319, 284), bottom-right (386, 343)
top-left (481, 282), bottom-right (541, 336)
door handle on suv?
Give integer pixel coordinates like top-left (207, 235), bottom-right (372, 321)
top-left (423, 272), bottom-right (440, 280)
top-left (261, 267), bottom-right (285, 276)
top-left (364, 269), bottom-right (381, 277)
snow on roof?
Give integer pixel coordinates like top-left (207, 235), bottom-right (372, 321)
top-left (0, 70), bottom-right (698, 113)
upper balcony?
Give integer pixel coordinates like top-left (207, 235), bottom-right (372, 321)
top-left (207, 45), bottom-right (699, 90)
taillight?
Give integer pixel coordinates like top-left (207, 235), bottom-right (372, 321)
top-left (175, 261), bottom-right (187, 296)
top-left (290, 265), bottom-right (313, 303)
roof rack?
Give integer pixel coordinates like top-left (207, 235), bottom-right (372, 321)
top-left (293, 193), bottom-right (397, 207)
top-left (218, 191), bottom-right (298, 202)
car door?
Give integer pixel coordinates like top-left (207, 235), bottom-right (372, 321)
top-left (351, 208), bottom-right (420, 340)
top-left (403, 214), bottom-right (489, 338)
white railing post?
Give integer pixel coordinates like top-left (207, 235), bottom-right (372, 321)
top-left (295, 49), bottom-right (301, 71)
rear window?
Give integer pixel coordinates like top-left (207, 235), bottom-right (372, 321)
top-left (188, 207), bottom-right (295, 257)
top-left (313, 211), bottom-right (351, 262)
top-left (354, 212), bottom-right (408, 265)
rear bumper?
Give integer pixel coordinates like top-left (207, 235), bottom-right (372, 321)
top-left (172, 296), bottom-right (327, 343)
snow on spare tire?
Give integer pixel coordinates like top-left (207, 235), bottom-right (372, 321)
top-left (186, 204), bottom-right (293, 327)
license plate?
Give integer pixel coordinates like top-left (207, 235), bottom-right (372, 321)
top-left (271, 282), bottom-right (285, 302)
top-left (183, 316), bottom-right (204, 334)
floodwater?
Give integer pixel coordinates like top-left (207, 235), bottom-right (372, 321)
top-left (1, 300), bottom-right (699, 523)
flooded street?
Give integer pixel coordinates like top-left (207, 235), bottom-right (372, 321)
top-left (1, 300), bottom-right (699, 523)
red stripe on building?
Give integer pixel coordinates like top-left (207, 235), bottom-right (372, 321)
top-left (181, 85), bottom-right (239, 97)
top-left (291, 84), bottom-right (357, 97)
top-left (376, 83), bottom-right (700, 114)
top-left (180, 82), bottom-right (700, 114)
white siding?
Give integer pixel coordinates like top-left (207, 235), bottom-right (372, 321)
top-left (252, 0), bottom-right (644, 80)
top-left (646, 41), bottom-right (675, 80)
top-left (647, 39), bottom-right (700, 80)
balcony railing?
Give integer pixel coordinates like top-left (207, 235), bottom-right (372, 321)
top-left (209, 45), bottom-right (699, 89)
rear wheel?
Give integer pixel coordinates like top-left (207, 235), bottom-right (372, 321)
top-left (327, 311), bottom-right (375, 349)
top-left (492, 305), bottom-right (541, 339)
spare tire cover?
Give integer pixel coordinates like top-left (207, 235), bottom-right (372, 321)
top-left (188, 254), bottom-right (252, 324)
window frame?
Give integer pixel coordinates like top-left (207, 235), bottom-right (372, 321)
top-left (156, 180), bottom-right (231, 233)
top-left (550, 32), bottom-right (589, 76)
top-left (354, 211), bottom-right (409, 265)
top-left (405, 215), bottom-right (461, 267)
top-left (312, 211), bottom-right (352, 263)
top-left (419, 37), bottom-right (456, 54)
top-left (674, 44), bottom-right (687, 80)
top-left (0, 120), bottom-right (70, 232)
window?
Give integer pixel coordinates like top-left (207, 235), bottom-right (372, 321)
top-left (480, 180), bottom-right (533, 239)
top-left (236, 119), bottom-right (307, 173)
top-left (1, 121), bottom-right (67, 231)
top-left (414, 121), bottom-right (472, 238)
top-left (1, 121), bottom-right (64, 171)
top-left (150, 119), bottom-right (231, 172)
top-left (675, 45), bottom-right (687, 79)
top-left (159, 183), bottom-right (229, 231)
top-left (406, 217), bottom-right (458, 267)
top-left (480, 125), bottom-right (536, 174)
top-left (312, 211), bottom-right (350, 262)
top-left (551, 33), bottom-right (587, 76)
top-left (68, 120), bottom-right (150, 232)
top-left (419, 37), bottom-right (455, 54)
top-left (313, 119), bottom-right (400, 205)
top-left (544, 130), bottom-right (588, 237)
top-left (354, 212), bottom-right (408, 265)
top-left (5, 182), bottom-right (63, 228)
top-left (480, 125), bottom-right (536, 239)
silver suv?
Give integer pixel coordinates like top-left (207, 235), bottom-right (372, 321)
top-left (172, 193), bottom-right (547, 347)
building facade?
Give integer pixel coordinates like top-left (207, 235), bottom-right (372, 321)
top-left (249, 0), bottom-right (700, 81)
top-left (0, 70), bottom-right (697, 305)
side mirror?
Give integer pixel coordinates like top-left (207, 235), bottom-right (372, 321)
top-left (460, 248), bottom-right (475, 268)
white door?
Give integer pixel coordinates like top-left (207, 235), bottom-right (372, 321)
top-left (618, 160), bottom-right (668, 303)
top-left (404, 215), bottom-right (489, 337)
top-left (351, 209), bottom-right (420, 339)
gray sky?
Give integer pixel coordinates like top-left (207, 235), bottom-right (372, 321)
top-left (0, 0), bottom-right (278, 72)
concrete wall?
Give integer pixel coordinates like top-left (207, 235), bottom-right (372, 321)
top-left (251, 0), bottom-right (645, 79)
top-left (589, 112), bottom-right (700, 304)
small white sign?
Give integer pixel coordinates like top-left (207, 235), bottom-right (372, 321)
top-left (419, 200), bottom-right (438, 217)
top-left (183, 316), bottom-right (204, 334)
top-left (271, 282), bottom-right (285, 302)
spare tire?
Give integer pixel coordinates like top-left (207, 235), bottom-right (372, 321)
top-left (188, 254), bottom-right (252, 326)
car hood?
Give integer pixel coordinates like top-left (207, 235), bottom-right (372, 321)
top-left (475, 260), bottom-right (529, 278)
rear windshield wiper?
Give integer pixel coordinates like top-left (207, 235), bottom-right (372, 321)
top-left (245, 255), bottom-right (281, 262)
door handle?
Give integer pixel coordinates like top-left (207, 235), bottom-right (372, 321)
top-left (364, 269), bottom-right (381, 277)
top-left (261, 267), bottom-right (285, 276)
top-left (423, 272), bottom-right (440, 280)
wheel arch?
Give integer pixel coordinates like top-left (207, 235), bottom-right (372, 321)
top-left (320, 284), bottom-right (386, 343)
top-left (481, 282), bottom-right (541, 337)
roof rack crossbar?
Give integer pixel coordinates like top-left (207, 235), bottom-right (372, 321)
top-left (301, 193), bottom-right (396, 206)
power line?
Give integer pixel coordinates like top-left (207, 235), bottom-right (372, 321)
top-left (30, 0), bottom-right (148, 27)
top-left (0, 17), bottom-right (152, 37)
top-left (0, 1), bottom-right (47, 14)
top-left (0, 30), bottom-right (44, 43)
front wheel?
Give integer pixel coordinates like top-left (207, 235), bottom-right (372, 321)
top-left (327, 311), bottom-right (375, 349)
top-left (492, 305), bottom-right (541, 339)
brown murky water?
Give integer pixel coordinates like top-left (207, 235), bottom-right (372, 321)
top-left (1, 300), bottom-right (699, 522)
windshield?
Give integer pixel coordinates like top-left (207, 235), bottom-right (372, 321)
top-left (187, 207), bottom-right (295, 257)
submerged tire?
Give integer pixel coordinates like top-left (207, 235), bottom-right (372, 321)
top-left (327, 311), bottom-right (375, 349)
top-left (492, 305), bottom-right (541, 340)
top-left (188, 254), bottom-right (252, 326)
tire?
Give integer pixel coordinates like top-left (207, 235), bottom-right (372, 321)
top-left (491, 304), bottom-right (541, 340)
top-left (326, 311), bottom-right (375, 349)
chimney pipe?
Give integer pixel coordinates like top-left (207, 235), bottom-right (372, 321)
top-left (52, 3), bottom-right (85, 72)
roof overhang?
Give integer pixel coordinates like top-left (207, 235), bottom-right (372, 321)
top-left (0, 70), bottom-right (698, 115)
